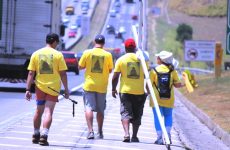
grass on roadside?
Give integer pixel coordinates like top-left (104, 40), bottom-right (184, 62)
top-left (168, 0), bottom-right (227, 17)
top-left (179, 71), bottom-right (230, 133)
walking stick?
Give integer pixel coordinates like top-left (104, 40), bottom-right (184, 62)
top-left (48, 87), bottom-right (78, 117)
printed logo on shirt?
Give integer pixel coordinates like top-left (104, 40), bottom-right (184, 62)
top-left (91, 55), bottom-right (104, 73)
top-left (39, 54), bottom-right (53, 74)
top-left (127, 62), bottom-right (140, 79)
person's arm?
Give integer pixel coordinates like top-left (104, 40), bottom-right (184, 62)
top-left (60, 70), bottom-right (69, 99)
top-left (172, 70), bottom-right (185, 88)
top-left (111, 72), bottom-right (120, 98)
top-left (25, 70), bottom-right (35, 101)
top-left (173, 82), bottom-right (185, 88)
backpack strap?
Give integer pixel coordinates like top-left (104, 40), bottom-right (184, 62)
top-left (152, 67), bottom-right (160, 93)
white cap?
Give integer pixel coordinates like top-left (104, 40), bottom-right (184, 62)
top-left (155, 50), bottom-right (179, 68)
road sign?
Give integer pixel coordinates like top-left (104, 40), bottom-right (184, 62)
top-left (226, 0), bottom-right (230, 55)
top-left (184, 40), bottom-right (215, 61)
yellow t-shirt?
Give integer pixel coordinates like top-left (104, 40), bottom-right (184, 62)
top-left (27, 47), bottom-right (67, 96)
top-left (114, 53), bottom-right (146, 95)
top-left (149, 64), bottom-right (180, 108)
top-left (79, 48), bottom-right (113, 93)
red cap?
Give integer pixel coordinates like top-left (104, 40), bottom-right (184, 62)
top-left (124, 38), bottom-right (136, 49)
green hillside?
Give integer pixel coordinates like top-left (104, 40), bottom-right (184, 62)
top-left (168, 0), bottom-right (227, 17)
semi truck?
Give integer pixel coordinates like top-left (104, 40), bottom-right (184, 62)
top-left (0, 0), bottom-right (62, 80)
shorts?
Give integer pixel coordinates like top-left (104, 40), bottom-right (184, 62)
top-left (119, 93), bottom-right (147, 125)
top-left (35, 87), bottom-right (58, 105)
top-left (83, 90), bottom-right (106, 114)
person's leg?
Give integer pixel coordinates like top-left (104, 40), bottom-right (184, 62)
top-left (122, 119), bottom-right (130, 137)
top-left (153, 107), bottom-right (164, 144)
top-left (42, 100), bottom-right (56, 131)
top-left (39, 100), bottom-right (56, 146)
top-left (85, 110), bottom-right (94, 132)
top-left (83, 91), bottom-right (96, 139)
top-left (33, 87), bottom-right (45, 144)
top-left (32, 100), bottom-right (45, 144)
top-left (96, 93), bottom-right (106, 134)
top-left (131, 94), bottom-right (146, 142)
top-left (162, 107), bottom-right (173, 144)
top-left (120, 93), bottom-right (132, 142)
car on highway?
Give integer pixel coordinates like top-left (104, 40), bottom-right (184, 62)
top-left (76, 15), bottom-right (81, 27)
top-left (110, 9), bottom-right (116, 17)
top-left (68, 30), bottom-right (77, 38)
top-left (106, 25), bottom-right (115, 34)
top-left (61, 51), bottom-right (79, 75)
top-left (131, 14), bottom-right (138, 20)
top-left (65, 6), bottom-right (75, 15)
top-left (62, 17), bottom-right (70, 27)
top-left (69, 23), bottom-right (78, 31)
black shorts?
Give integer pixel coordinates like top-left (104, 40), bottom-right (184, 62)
top-left (119, 93), bottom-right (147, 125)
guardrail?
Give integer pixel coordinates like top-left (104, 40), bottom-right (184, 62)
top-left (177, 67), bottom-right (213, 74)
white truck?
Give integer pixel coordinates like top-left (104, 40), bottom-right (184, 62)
top-left (0, 0), bottom-right (62, 80)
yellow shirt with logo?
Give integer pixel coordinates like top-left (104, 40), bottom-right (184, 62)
top-left (114, 53), bottom-right (146, 95)
top-left (27, 47), bottom-right (67, 96)
top-left (149, 64), bottom-right (180, 108)
top-left (79, 48), bottom-right (113, 93)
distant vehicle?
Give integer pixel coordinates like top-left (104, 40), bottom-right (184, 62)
top-left (81, 0), bottom-right (89, 9)
top-left (131, 14), bottom-right (138, 20)
top-left (106, 25), bottom-right (115, 34)
top-left (114, 1), bottom-right (121, 7)
top-left (65, 6), bottom-right (75, 15)
top-left (126, 0), bottom-right (134, 3)
top-left (110, 9), bottom-right (116, 17)
top-left (62, 17), bottom-right (70, 27)
top-left (70, 23), bottom-right (78, 31)
top-left (76, 15), bottom-right (81, 27)
top-left (119, 26), bottom-right (126, 34)
top-left (115, 27), bottom-right (125, 42)
top-left (81, 6), bottom-right (88, 14)
top-left (62, 51), bottom-right (79, 75)
top-left (68, 30), bottom-right (77, 38)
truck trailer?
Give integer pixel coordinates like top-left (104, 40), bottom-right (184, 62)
top-left (0, 0), bottom-right (62, 80)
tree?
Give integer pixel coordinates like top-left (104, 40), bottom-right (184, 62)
top-left (176, 23), bottom-right (193, 44)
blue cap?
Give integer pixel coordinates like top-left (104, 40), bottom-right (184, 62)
top-left (95, 34), bottom-right (105, 44)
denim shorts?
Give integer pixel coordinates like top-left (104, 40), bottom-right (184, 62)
top-left (83, 90), bottom-right (106, 114)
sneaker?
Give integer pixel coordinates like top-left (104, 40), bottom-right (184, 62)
top-left (97, 132), bottom-right (104, 139)
top-left (39, 135), bottom-right (49, 146)
top-left (123, 136), bottom-right (130, 142)
top-left (131, 136), bottom-right (139, 142)
top-left (87, 131), bottom-right (94, 139)
top-left (32, 133), bottom-right (40, 144)
top-left (154, 137), bottom-right (163, 145)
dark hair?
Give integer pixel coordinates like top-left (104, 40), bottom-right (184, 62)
top-left (125, 47), bottom-right (136, 53)
top-left (46, 33), bottom-right (59, 44)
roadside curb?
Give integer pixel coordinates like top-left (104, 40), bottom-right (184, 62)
top-left (175, 89), bottom-right (230, 148)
